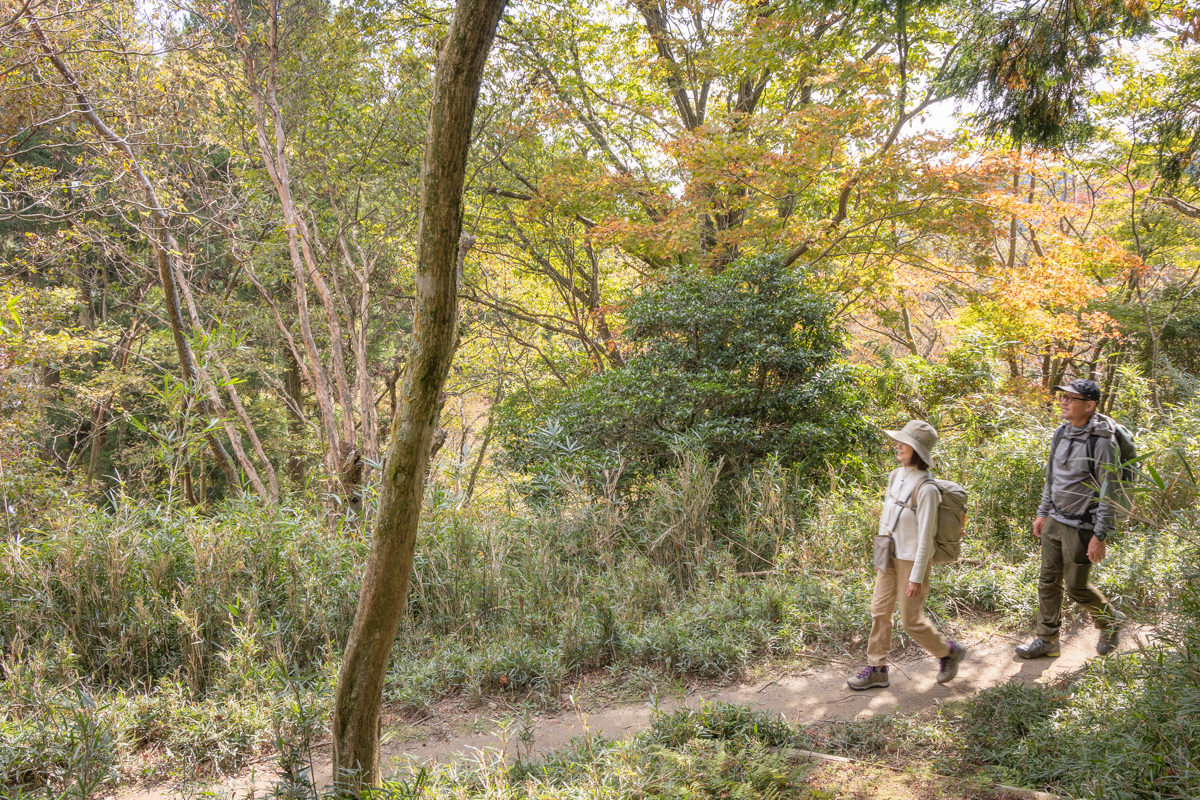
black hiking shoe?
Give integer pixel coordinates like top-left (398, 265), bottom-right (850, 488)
top-left (1015, 637), bottom-right (1060, 659)
top-left (937, 641), bottom-right (966, 684)
top-left (847, 665), bottom-right (889, 690)
top-left (1097, 612), bottom-right (1126, 656)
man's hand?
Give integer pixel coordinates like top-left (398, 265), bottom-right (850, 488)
top-left (1033, 516), bottom-right (1046, 538)
top-left (906, 581), bottom-right (921, 597)
top-left (1088, 537), bottom-right (1107, 563)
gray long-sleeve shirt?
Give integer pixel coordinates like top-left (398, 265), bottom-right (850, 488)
top-left (1037, 413), bottom-right (1118, 536)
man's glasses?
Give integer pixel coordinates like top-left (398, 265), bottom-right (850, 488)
top-left (1060, 395), bottom-right (1091, 404)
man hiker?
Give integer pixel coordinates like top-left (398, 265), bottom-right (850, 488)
top-left (1017, 378), bottom-right (1125, 659)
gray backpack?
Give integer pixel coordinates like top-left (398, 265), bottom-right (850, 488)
top-left (895, 478), bottom-right (969, 564)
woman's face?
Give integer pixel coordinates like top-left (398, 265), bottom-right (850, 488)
top-left (895, 441), bottom-right (914, 466)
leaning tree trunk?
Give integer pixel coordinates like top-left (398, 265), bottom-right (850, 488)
top-left (331, 0), bottom-right (507, 788)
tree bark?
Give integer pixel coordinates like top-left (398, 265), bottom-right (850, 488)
top-left (898, 297), bottom-right (920, 356)
top-left (330, 0), bottom-right (507, 789)
top-left (229, 0), bottom-right (351, 484)
top-left (335, 223), bottom-right (380, 470)
top-left (281, 346), bottom-right (308, 483)
top-left (1150, 194), bottom-right (1200, 219)
top-left (215, 357), bottom-right (280, 502)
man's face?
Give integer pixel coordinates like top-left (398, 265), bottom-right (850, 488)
top-left (1059, 392), bottom-right (1096, 422)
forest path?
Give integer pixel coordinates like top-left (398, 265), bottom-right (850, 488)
top-left (129, 623), bottom-right (1153, 799)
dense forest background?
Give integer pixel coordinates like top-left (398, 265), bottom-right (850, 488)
top-left (5, 0), bottom-right (1200, 797)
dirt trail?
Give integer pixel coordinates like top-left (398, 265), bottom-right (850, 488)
top-left (127, 624), bottom-right (1153, 800)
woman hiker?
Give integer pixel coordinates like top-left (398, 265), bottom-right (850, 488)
top-left (847, 420), bottom-right (967, 690)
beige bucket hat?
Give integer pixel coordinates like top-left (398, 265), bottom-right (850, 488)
top-left (884, 420), bottom-right (939, 466)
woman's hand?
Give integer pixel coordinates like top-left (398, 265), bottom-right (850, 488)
top-left (906, 581), bottom-right (921, 597)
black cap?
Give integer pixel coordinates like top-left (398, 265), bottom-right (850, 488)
top-left (1053, 378), bottom-right (1100, 402)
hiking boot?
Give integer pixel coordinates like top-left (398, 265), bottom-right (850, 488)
top-left (1097, 612), bottom-right (1126, 656)
top-left (1015, 637), bottom-right (1060, 659)
top-left (937, 641), bottom-right (967, 684)
top-left (847, 665), bottom-right (889, 690)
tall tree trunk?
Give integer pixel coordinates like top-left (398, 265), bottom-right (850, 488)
top-left (331, 0), bottom-right (507, 788)
top-left (463, 379), bottom-right (503, 507)
top-left (335, 223), bottom-right (380, 497)
top-left (1100, 348), bottom-right (1123, 415)
top-left (87, 308), bottom-right (144, 487)
top-left (350, 248), bottom-right (379, 465)
top-left (281, 346), bottom-right (308, 483)
top-left (1007, 164), bottom-right (1020, 270)
top-left (229, 0), bottom-right (350, 483)
top-left (172, 258), bottom-right (274, 500)
top-left (215, 358), bottom-right (281, 502)
top-left (898, 296), bottom-right (920, 356)
top-left (86, 401), bottom-right (109, 486)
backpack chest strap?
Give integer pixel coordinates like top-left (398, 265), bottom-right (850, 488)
top-left (885, 477), bottom-right (937, 533)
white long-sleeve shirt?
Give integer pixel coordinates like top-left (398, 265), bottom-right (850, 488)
top-left (878, 465), bottom-right (940, 584)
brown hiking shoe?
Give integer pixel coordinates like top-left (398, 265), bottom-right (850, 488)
top-left (847, 665), bottom-right (889, 690)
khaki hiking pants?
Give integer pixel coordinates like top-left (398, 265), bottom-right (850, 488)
top-left (867, 557), bottom-right (951, 667)
top-left (1036, 516), bottom-right (1119, 640)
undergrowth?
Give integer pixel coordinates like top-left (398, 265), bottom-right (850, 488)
top-left (357, 703), bottom-right (812, 800)
top-left (3, 404), bottom-right (1198, 794)
top-left (383, 737), bottom-right (812, 800)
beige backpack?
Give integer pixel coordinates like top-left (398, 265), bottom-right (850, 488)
top-left (894, 477), bottom-right (968, 564)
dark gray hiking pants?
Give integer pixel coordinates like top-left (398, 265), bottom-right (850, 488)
top-left (1035, 516), bottom-right (1119, 640)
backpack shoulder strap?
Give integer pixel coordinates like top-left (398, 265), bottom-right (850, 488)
top-left (901, 476), bottom-right (940, 510)
top-left (1085, 415), bottom-right (1117, 482)
top-left (1048, 425), bottom-right (1066, 481)
top-left (1052, 424), bottom-right (1066, 447)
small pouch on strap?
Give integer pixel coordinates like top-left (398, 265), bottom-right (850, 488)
top-left (873, 535), bottom-right (895, 572)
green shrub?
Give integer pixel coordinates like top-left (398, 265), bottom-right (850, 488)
top-left (961, 682), bottom-right (1064, 769)
top-left (495, 254), bottom-right (867, 493)
top-left (938, 421), bottom-right (1050, 556)
top-left (0, 653), bottom-right (119, 792)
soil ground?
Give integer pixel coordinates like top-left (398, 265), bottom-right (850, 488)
top-left (127, 622), bottom-right (1153, 800)
top-left (796, 760), bottom-right (1046, 800)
